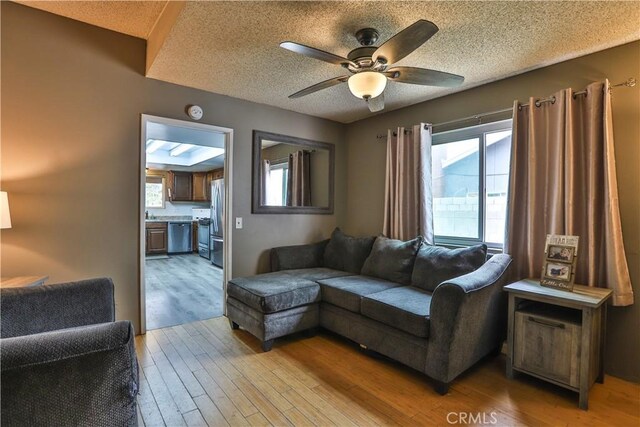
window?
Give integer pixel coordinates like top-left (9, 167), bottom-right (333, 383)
top-left (266, 161), bottom-right (289, 206)
top-left (432, 119), bottom-right (512, 248)
top-left (145, 175), bottom-right (165, 208)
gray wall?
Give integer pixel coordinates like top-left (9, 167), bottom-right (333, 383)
top-left (344, 41), bottom-right (640, 382)
top-left (0, 2), bottom-right (346, 334)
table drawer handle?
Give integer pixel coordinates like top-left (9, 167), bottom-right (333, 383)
top-left (528, 316), bottom-right (566, 329)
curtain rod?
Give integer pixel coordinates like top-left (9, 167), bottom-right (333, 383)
top-left (375, 77), bottom-right (636, 140)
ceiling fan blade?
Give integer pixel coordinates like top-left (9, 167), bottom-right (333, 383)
top-left (385, 67), bottom-right (464, 87)
top-left (373, 20), bottom-right (439, 65)
top-left (280, 41), bottom-right (355, 68)
top-left (366, 93), bottom-right (385, 112)
top-left (289, 76), bottom-right (349, 99)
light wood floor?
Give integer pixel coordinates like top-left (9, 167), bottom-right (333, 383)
top-left (145, 254), bottom-right (223, 330)
top-left (135, 317), bottom-right (640, 427)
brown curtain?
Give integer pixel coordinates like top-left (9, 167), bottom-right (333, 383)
top-left (506, 80), bottom-right (633, 306)
top-left (383, 123), bottom-right (434, 242)
top-left (287, 150), bottom-right (311, 207)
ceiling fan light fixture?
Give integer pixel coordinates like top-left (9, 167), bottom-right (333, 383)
top-left (348, 71), bottom-right (387, 99)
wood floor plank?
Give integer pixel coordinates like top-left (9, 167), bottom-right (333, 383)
top-left (232, 376), bottom-right (293, 427)
top-left (193, 394), bottom-right (230, 427)
top-left (172, 325), bottom-right (206, 356)
top-left (135, 335), bottom-right (156, 368)
top-left (136, 405), bottom-right (145, 427)
top-left (137, 365), bottom-right (166, 427)
top-left (143, 364), bottom-right (186, 426)
top-left (147, 334), bottom-right (198, 415)
top-left (152, 329), bottom-right (206, 398)
top-left (283, 408), bottom-right (314, 427)
top-left (182, 409), bottom-right (207, 427)
top-left (165, 327), bottom-right (206, 371)
top-left (281, 389), bottom-right (336, 427)
top-left (141, 318), bottom-right (639, 427)
top-left (193, 369), bottom-right (247, 426)
top-left (245, 412), bottom-right (272, 427)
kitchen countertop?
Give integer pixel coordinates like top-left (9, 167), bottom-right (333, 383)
top-left (145, 217), bottom-right (195, 223)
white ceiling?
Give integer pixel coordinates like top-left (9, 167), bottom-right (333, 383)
top-left (17, 1), bottom-right (640, 123)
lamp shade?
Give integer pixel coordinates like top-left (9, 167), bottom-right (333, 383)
top-left (1, 191), bottom-right (11, 229)
top-left (347, 71), bottom-right (387, 99)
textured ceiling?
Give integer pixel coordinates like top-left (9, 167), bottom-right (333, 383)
top-left (16, 1), bottom-right (640, 124)
top-left (15, 1), bottom-right (168, 39)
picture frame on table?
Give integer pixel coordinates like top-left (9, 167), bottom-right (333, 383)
top-left (540, 235), bottom-right (579, 291)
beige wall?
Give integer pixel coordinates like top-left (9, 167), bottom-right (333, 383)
top-left (344, 41), bottom-right (640, 381)
top-left (0, 3), bottom-right (346, 333)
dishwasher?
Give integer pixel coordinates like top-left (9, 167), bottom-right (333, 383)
top-left (168, 222), bottom-right (192, 254)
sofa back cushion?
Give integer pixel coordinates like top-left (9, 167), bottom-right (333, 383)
top-left (361, 236), bottom-right (422, 285)
top-left (411, 244), bottom-right (488, 292)
top-left (323, 228), bottom-right (376, 274)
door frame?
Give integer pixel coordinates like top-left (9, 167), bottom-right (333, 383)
top-left (139, 114), bottom-right (234, 334)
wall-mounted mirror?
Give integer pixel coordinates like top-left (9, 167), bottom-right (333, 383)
top-left (252, 130), bottom-right (334, 214)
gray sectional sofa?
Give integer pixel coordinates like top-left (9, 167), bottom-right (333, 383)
top-left (227, 228), bottom-right (512, 393)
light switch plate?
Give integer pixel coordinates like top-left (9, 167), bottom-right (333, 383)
top-left (235, 217), bottom-right (243, 229)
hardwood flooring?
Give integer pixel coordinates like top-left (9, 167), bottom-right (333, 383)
top-left (145, 254), bottom-right (223, 330)
top-left (135, 317), bottom-right (640, 426)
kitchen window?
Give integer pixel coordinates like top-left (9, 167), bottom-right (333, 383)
top-left (431, 119), bottom-right (512, 249)
top-left (145, 175), bottom-right (165, 208)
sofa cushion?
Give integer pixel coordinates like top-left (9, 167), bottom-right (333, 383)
top-left (361, 286), bottom-right (432, 338)
top-left (411, 244), bottom-right (488, 292)
top-left (227, 272), bottom-right (320, 314)
top-left (323, 228), bottom-right (375, 274)
top-left (283, 267), bottom-right (354, 281)
top-left (361, 236), bottom-right (422, 285)
top-left (317, 275), bottom-right (402, 313)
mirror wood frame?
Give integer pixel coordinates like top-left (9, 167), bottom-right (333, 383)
top-left (252, 130), bottom-right (335, 214)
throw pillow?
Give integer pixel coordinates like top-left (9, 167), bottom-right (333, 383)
top-left (323, 228), bottom-right (376, 274)
top-left (411, 244), bottom-right (488, 292)
top-left (361, 235), bottom-right (422, 285)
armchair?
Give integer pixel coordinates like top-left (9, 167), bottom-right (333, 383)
top-left (1, 278), bottom-right (139, 426)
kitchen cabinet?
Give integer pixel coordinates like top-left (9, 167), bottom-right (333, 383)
top-left (209, 168), bottom-right (224, 180)
top-left (167, 171), bottom-right (192, 201)
top-left (192, 172), bottom-right (209, 202)
top-left (146, 222), bottom-right (168, 254)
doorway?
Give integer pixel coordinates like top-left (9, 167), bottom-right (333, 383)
top-left (139, 114), bottom-right (233, 334)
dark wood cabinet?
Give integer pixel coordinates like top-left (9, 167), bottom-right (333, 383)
top-left (192, 172), bottom-right (209, 202)
top-left (167, 171), bottom-right (192, 201)
top-left (209, 168), bottom-right (224, 180)
top-left (145, 222), bottom-right (167, 254)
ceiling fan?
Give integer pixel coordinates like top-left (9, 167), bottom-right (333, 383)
top-left (280, 20), bottom-right (464, 113)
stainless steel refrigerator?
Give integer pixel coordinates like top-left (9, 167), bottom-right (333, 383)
top-left (210, 178), bottom-right (224, 268)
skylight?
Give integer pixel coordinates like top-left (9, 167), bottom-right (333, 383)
top-left (146, 139), bottom-right (224, 166)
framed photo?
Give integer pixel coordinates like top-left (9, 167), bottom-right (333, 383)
top-left (543, 262), bottom-right (572, 281)
top-left (546, 245), bottom-right (576, 263)
top-left (540, 234), bottom-right (579, 291)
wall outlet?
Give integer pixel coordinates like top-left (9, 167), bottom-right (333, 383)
top-left (235, 217), bottom-right (243, 229)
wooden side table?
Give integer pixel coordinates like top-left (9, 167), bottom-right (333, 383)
top-left (504, 279), bottom-right (612, 410)
top-left (0, 276), bottom-right (49, 289)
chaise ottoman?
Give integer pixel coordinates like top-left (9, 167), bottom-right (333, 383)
top-left (226, 272), bottom-right (322, 351)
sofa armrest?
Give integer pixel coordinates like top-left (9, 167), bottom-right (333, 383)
top-left (0, 277), bottom-right (115, 338)
top-left (1, 321), bottom-right (138, 426)
top-left (270, 239), bottom-right (329, 272)
top-left (425, 254), bottom-right (512, 383)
